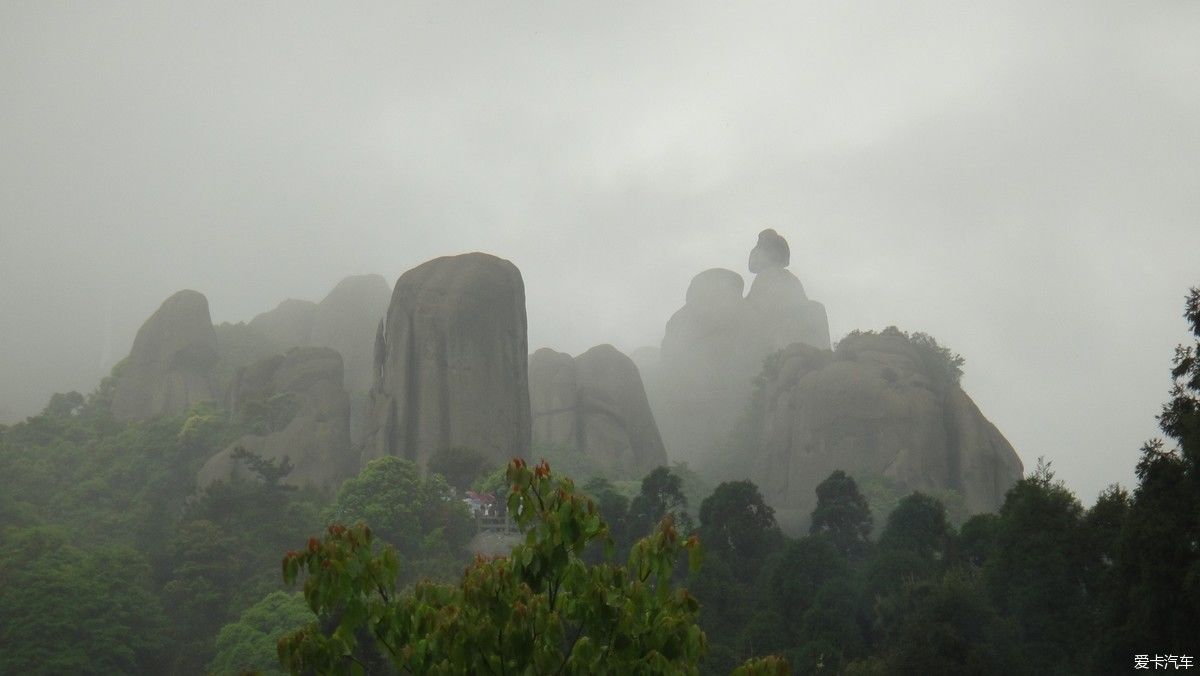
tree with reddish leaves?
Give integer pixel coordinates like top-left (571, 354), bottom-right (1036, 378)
top-left (276, 459), bottom-right (731, 675)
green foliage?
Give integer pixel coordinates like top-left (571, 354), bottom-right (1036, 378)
top-left (211, 591), bottom-right (314, 675)
top-left (983, 459), bottom-right (1091, 669)
top-left (809, 471), bottom-right (873, 557)
top-left (1096, 288), bottom-right (1200, 667)
top-left (582, 476), bottom-right (631, 553)
top-left (237, 392), bottom-right (301, 435)
top-left (41, 390), bottom-right (85, 417)
top-left (169, 447), bottom-right (328, 672)
top-left (698, 481), bottom-right (782, 581)
top-left (628, 465), bottom-right (695, 544)
top-left (731, 655), bottom-right (790, 675)
top-left (767, 535), bottom-right (849, 628)
top-left (329, 456), bottom-right (472, 583)
top-left (874, 570), bottom-right (1019, 675)
top-left (854, 473), bottom-right (970, 531)
top-left (838, 326), bottom-right (965, 385)
top-left (877, 492), bottom-right (952, 561)
top-left (0, 527), bottom-right (168, 674)
top-left (279, 459), bottom-right (712, 674)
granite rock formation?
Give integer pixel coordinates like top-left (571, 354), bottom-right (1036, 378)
top-left (246, 274), bottom-right (391, 443)
top-left (363, 253), bottom-right (531, 469)
top-left (197, 347), bottom-right (353, 490)
top-left (110, 290), bottom-right (218, 421)
top-left (650, 230), bottom-right (830, 473)
top-left (247, 274), bottom-right (390, 396)
top-left (246, 298), bottom-right (317, 349)
top-left (529, 345), bottom-right (668, 478)
top-left (308, 274), bottom-right (393, 396)
top-left (748, 332), bottom-right (1023, 532)
top-left (748, 228), bottom-right (790, 273)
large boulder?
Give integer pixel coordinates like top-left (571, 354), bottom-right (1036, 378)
top-left (748, 332), bottom-right (1023, 532)
top-left (746, 268), bottom-right (831, 355)
top-left (110, 290), bottom-right (218, 421)
top-left (246, 275), bottom-right (390, 395)
top-left (246, 275), bottom-right (391, 444)
top-left (529, 345), bottom-right (668, 478)
top-left (363, 253), bottom-right (531, 469)
top-left (651, 230), bottom-right (831, 474)
top-left (309, 274), bottom-right (392, 396)
top-left (656, 269), bottom-right (760, 471)
top-left (198, 347), bottom-right (353, 490)
top-left (246, 298), bottom-right (317, 348)
top-left (748, 228), bottom-right (790, 273)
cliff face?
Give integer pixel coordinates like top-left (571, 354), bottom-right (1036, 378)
top-left (246, 274), bottom-right (391, 444)
top-left (363, 253), bottom-right (531, 469)
top-left (197, 347), bottom-right (353, 490)
top-left (529, 345), bottom-right (668, 479)
top-left (110, 290), bottom-right (218, 421)
top-left (748, 333), bottom-right (1023, 531)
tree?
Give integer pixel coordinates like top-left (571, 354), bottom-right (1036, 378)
top-left (329, 456), bottom-right (472, 580)
top-left (628, 466), bottom-right (695, 543)
top-left (0, 527), bottom-right (168, 674)
top-left (809, 471), bottom-right (873, 557)
top-left (874, 570), bottom-right (1019, 675)
top-left (767, 535), bottom-right (849, 629)
top-left (41, 391), bottom-right (85, 417)
top-left (698, 481), bottom-right (782, 579)
top-left (582, 476), bottom-right (630, 554)
top-left (983, 459), bottom-right (1090, 671)
top-left (1099, 289), bottom-right (1200, 667)
top-left (211, 591), bottom-right (313, 675)
top-left (877, 492), bottom-right (951, 560)
top-left (867, 493), bottom-right (952, 596)
top-left (277, 459), bottom-right (713, 674)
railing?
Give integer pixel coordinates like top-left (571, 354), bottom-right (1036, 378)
top-left (475, 512), bottom-right (520, 535)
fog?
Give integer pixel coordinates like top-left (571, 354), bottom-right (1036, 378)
top-left (2, 2), bottom-right (1198, 504)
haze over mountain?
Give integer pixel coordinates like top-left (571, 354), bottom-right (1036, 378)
top-left (2, 2), bottom-right (1198, 508)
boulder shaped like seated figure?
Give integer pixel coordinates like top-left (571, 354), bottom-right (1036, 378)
top-left (748, 228), bottom-right (790, 273)
top-left (746, 229), bottom-right (830, 352)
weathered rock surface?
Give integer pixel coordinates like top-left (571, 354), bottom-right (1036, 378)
top-left (748, 228), bottom-right (790, 273)
top-left (364, 253), bottom-right (531, 469)
top-left (246, 275), bottom-right (390, 396)
top-left (309, 274), bottom-right (392, 396)
top-left (748, 333), bottom-right (1023, 532)
top-left (246, 275), bottom-right (391, 444)
top-left (529, 345), bottom-right (668, 478)
top-left (651, 230), bottom-right (831, 474)
top-left (746, 268), bottom-right (831, 355)
top-left (246, 299), bottom-right (317, 348)
top-left (198, 347), bottom-right (353, 490)
top-left (110, 290), bottom-right (218, 421)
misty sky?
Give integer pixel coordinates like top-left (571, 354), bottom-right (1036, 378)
top-left (2, 2), bottom-right (1198, 504)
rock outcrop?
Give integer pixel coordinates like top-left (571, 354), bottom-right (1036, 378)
top-left (529, 345), bottom-right (668, 478)
top-left (649, 230), bottom-right (830, 474)
top-left (247, 275), bottom-right (390, 396)
top-left (246, 275), bottom-right (391, 444)
top-left (110, 290), bottom-right (218, 421)
top-left (198, 347), bottom-right (353, 490)
top-left (246, 299), bottom-right (317, 349)
top-left (363, 253), bottom-right (531, 469)
top-left (748, 228), bottom-right (790, 273)
top-left (747, 331), bottom-right (1023, 532)
top-left (308, 274), bottom-right (393, 396)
